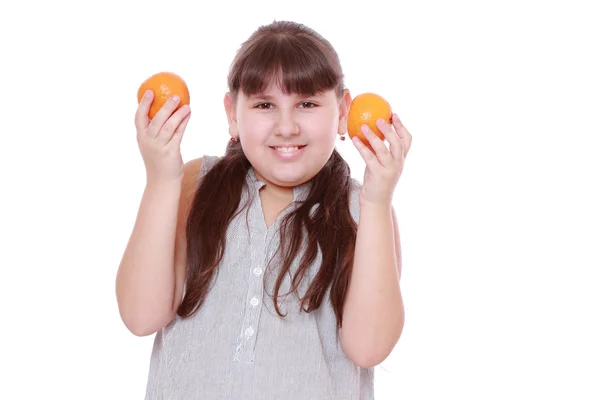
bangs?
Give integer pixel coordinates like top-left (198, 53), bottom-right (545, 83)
top-left (229, 34), bottom-right (343, 97)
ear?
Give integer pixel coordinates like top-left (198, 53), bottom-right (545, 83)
top-left (224, 92), bottom-right (238, 139)
top-left (338, 88), bottom-right (352, 135)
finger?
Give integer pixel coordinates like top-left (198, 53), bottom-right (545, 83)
top-left (157, 104), bottom-right (191, 145)
top-left (135, 90), bottom-right (154, 130)
top-left (352, 136), bottom-right (381, 170)
top-left (170, 110), bottom-right (191, 146)
top-left (362, 124), bottom-right (394, 167)
top-left (382, 116), bottom-right (404, 161)
top-left (148, 95), bottom-right (182, 139)
top-left (392, 113), bottom-right (412, 157)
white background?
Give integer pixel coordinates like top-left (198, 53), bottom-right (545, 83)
top-left (1, 0), bottom-right (598, 399)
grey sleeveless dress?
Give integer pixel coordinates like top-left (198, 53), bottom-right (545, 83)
top-left (144, 155), bottom-right (374, 399)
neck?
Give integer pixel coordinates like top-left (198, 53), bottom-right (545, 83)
top-left (259, 181), bottom-right (294, 201)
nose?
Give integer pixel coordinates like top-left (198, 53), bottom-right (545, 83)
top-left (275, 110), bottom-right (300, 137)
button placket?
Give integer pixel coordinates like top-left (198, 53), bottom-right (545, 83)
top-left (233, 188), bottom-right (267, 365)
top-left (234, 258), bottom-right (265, 364)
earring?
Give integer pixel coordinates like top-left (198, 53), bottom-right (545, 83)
top-left (230, 136), bottom-right (238, 142)
top-left (340, 133), bottom-right (346, 141)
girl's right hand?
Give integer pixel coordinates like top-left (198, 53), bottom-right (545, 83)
top-left (135, 90), bottom-right (191, 184)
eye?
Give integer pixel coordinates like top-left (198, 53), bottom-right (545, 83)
top-left (255, 102), bottom-right (273, 109)
top-left (299, 101), bottom-right (317, 108)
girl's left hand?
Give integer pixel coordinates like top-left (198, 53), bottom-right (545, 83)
top-left (352, 113), bottom-right (412, 207)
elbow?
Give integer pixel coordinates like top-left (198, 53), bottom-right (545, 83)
top-left (118, 307), bottom-right (175, 337)
top-left (341, 322), bottom-right (405, 369)
top-left (125, 317), bottom-right (170, 337)
top-left (126, 322), bottom-right (159, 337)
top-left (345, 344), bottom-right (397, 369)
top-left (340, 335), bottom-right (387, 369)
top-left (344, 343), bottom-right (392, 368)
top-left (350, 354), bottom-right (384, 369)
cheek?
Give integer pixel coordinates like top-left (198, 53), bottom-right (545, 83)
top-left (239, 115), bottom-right (271, 142)
top-left (311, 115), bottom-right (339, 143)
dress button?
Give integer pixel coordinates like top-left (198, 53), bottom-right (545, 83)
top-left (253, 267), bottom-right (262, 276)
top-left (250, 297), bottom-right (260, 307)
top-left (245, 327), bottom-right (254, 337)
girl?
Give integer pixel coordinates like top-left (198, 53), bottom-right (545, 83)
top-left (116, 20), bottom-right (412, 400)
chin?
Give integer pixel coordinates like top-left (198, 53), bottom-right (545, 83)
top-left (258, 164), bottom-right (314, 187)
top-left (269, 172), bottom-right (309, 187)
top-left (251, 155), bottom-right (326, 188)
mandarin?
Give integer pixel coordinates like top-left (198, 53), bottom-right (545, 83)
top-left (347, 93), bottom-right (392, 143)
top-left (137, 72), bottom-right (190, 119)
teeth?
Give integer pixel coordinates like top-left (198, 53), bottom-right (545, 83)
top-left (275, 146), bottom-right (299, 153)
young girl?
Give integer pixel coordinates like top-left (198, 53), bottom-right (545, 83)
top-left (116, 20), bottom-right (412, 400)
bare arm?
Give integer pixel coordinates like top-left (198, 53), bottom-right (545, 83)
top-left (115, 158), bottom-right (202, 336)
top-left (340, 203), bottom-right (405, 368)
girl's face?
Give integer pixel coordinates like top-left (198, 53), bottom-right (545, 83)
top-left (225, 81), bottom-right (351, 192)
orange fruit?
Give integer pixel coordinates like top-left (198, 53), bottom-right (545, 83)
top-left (137, 72), bottom-right (190, 119)
top-left (347, 93), bottom-right (392, 143)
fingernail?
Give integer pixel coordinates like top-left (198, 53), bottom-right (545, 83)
top-left (361, 125), bottom-right (369, 133)
top-left (171, 95), bottom-right (180, 103)
top-left (145, 90), bottom-right (153, 99)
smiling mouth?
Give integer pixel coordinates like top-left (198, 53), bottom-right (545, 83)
top-left (270, 145), bottom-right (307, 153)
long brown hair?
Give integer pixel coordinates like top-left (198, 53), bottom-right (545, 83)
top-left (177, 21), bottom-right (357, 329)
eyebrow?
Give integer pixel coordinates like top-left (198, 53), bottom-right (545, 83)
top-left (248, 93), bottom-right (323, 102)
top-left (248, 94), bottom-right (275, 101)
